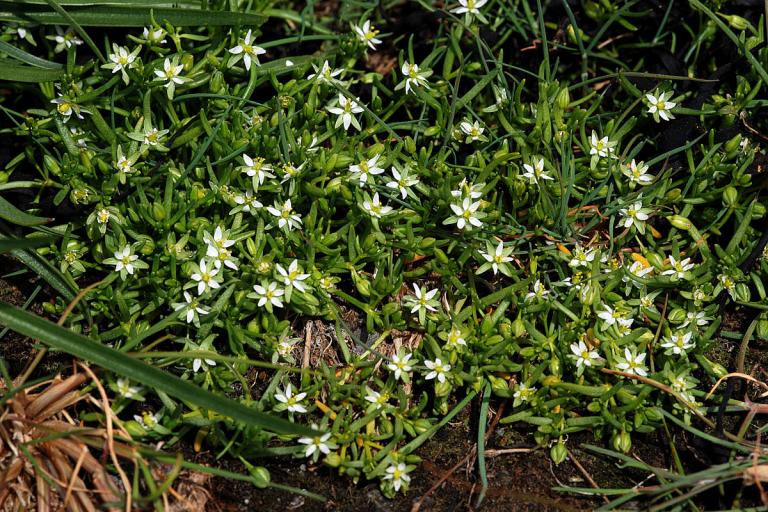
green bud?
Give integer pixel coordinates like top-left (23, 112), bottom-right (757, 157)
top-left (668, 307), bottom-right (687, 324)
top-left (752, 202), bottom-right (766, 219)
top-left (324, 452), bottom-right (342, 467)
top-left (413, 418), bottom-right (432, 434)
top-left (209, 70), bottom-right (225, 93)
top-left (557, 87), bottom-right (570, 110)
top-left (645, 407), bottom-right (663, 422)
top-left (551, 441), bottom-right (568, 465)
top-left (434, 379), bottom-right (451, 397)
top-left (587, 401), bottom-right (601, 413)
top-left (734, 283), bottom-right (751, 302)
top-left (757, 315), bottom-right (768, 339)
top-left (612, 430), bottom-right (632, 453)
top-left (722, 14), bottom-right (752, 31)
top-left (722, 186), bottom-right (738, 208)
top-left (125, 421), bottom-right (148, 437)
top-left (404, 136), bottom-right (416, 154)
top-left (668, 215), bottom-right (693, 231)
top-left (151, 202), bottom-right (167, 222)
top-left (424, 126), bottom-right (441, 137)
top-left (724, 134), bottom-right (742, 153)
top-left (665, 188), bottom-right (682, 202)
top-left (44, 155), bottom-right (61, 175)
top-left (250, 466), bottom-right (270, 488)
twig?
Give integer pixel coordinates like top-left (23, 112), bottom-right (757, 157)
top-left (302, 321), bottom-right (312, 369)
top-left (484, 448), bottom-right (534, 457)
top-left (567, 448), bottom-right (609, 504)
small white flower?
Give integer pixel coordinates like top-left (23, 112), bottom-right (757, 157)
top-left (622, 159), bottom-right (653, 186)
top-left (525, 279), bottom-right (549, 301)
top-left (103, 44), bottom-right (140, 84)
top-left (192, 352), bottom-right (216, 373)
top-left (353, 20), bottom-right (383, 50)
top-left (204, 226), bottom-right (236, 259)
top-left (387, 352), bottom-right (414, 381)
top-left (240, 155), bottom-right (275, 185)
top-left (50, 96), bottom-right (85, 123)
top-left (134, 410), bottom-right (160, 430)
top-left (589, 131), bottom-right (616, 159)
top-left (308, 60), bottom-right (344, 84)
top-left (116, 378), bottom-right (141, 399)
top-left (349, 154), bottom-right (384, 185)
top-left (298, 432), bottom-right (333, 458)
top-left (424, 358), bottom-right (451, 383)
top-left (274, 384), bottom-right (307, 414)
top-left (616, 348), bottom-right (647, 377)
top-left (399, 62), bottom-right (431, 94)
top-left (521, 157), bottom-right (553, 184)
top-left (233, 189), bottom-right (263, 215)
top-left (113, 245), bottom-right (139, 275)
top-left (266, 199), bottom-right (302, 230)
top-left (570, 340), bottom-right (602, 369)
top-left (661, 331), bottom-right (695, 356)
top-left (513, 382), bottom-right (536, 402)
top-left (445, 327), bottom-right (467, 349)
top-left (385, 167), bottom-right (419, 199)
top-left (228, 29), bottom-right (266, 70)
top-left (252, 281), bottom-right (285, 309)
top-left (409, 283), bottom-right (439, 314)
top-left (142, 27), bottom-right (166, 45)
top-left (619, 201), bottom-right (651, 234)
top-left (450, 198), bottom-right (483, 230)
top-left (326, 93), bottom-right (364, 131)
top-left (362, 192), bottom-right (393, 218)
top-left (364, 387), bottom-right (389, 409)
top-left (142, 127), bottom-right (167, 147)
top-left (459, 120), bottom-right (486, 142)
top-left (190, 259), bottom-right (221, 295)
top-left (450, 0), bottom-right (489, 16)
top-left (661, 256), bottom-right (694, 280)
top-left (383, 462), bottom-right (411, 492)
top-left (451, 179), bottom-right (483, 200)
top-left (276, 260), bottom-right (310, 292)
top-left (681, 311), bottom-right (709, 329)
top-left (646, 90), bottom-right (676, 122)
top-left (568, 244), bottom-right (597, 268)
top-left (597, 304), bottom-right (627, 327)
top-left (173, 291), bottom-right (210, 324)
top-left (153, 57), bottom-right (187, 98)
top-left (479, 241), bottom-right (513, 275)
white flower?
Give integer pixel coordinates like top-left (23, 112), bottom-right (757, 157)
top-left (451, 179), bottom-right (483, 199)
top-left (661, 331), bottom-right (695, 356)
top-left (280, 162), bottom-right (304, 184)
top-left (450, 198), bottom-right (483, 230)
top-left (326, 94), bottom-right (364, 131)
top-left (153, 57), bottom-right (187, 98)
top-left (445, 327), bottom-right (467, 349)
top-left (661, 255), bottom-right (694, 280)
top-left (49, 27), bottom-right (82, 53)
top-left (103, 44), bottom-right (140, 84)
top-left (134, 410), bottom-right (160, 430)
top-left (570, 340), bottom-right (601, 369)
top-left (568, 244), bottom-right (597, 268)
top-left (616, 348), bottom-right (647, 377)
top-left (399, 62), bottom-right (431, 94)
top-left (353, 20), bottom-right (383, 50)
top-left (424, 358), bottom-right (451, 383)
top-left (409, 283), bottom-right (439, 314)
top-left (521, 157), bottom-right (553, 184)
top-left (619, 201), bottom-right (651, 234)
top-left (385, 167), bottom-right (419, 199)
top-left (597, 304), bottom-right (627, 327)
top-left (276, 260), bottom-right (310, 292)
top-left (513, 383), bottom-right (536, 402)
top-left (266, 199), bottom-right (302, 230)
top-left (190, 259), bottom-right (221, 295)
top-left (142, 27), bottom-right (166, 45)
top-left (383, 462), bottom-right (411, 492)
top-left (113, 245), bottom-right (139, 275)
top-left (116, 378), bottom-right (141, 399)
top-left (362, 192), bottom-right (393, 218)
top-left (364, 388), bottom-right (389, 409)
top-left (459, 120), bottom-right (486, 142)
top-left (50, 96), bottom-right (85, 123)
top-left (228, 29), bottom-right (266, 70)
top-left (142, 127), bottom-right (167, 147)
top-left (308, 60), bottom-right (344, 84)
top-left (589, 131), bottom-right (616, 158)
top-left (387, 352), bottom-right (414, 381)
top-left (681, 311), bottom-right (709, 329)
top-left (204, 226), bottom-right (236, 259)
top-left (274, 384), bottom-right (307, 414)
top-left (192, 352), bottom-right (216, 373)
top-left (525, 279), bottom-right (549, 301)
top-left (450, 0), bottom-right (489, 16)
top-left (173, 291), bottom-right (210, 324)
top-left (349, 154), bottom-right (384, 185)
top-left (646, 90), bottom-right (676, 122)
top-left (233, 189), bottom-right (263, 215)
top-left (298, 432), bottom-right (333, 458)
top-left (252, 281), bottom-right (285, 309)
top-left (622, 159), bottom-right (653, 186)
top-left (479, 241), bottom-right (513, 275)
top-left (240, 155), bottom-right (275, 185)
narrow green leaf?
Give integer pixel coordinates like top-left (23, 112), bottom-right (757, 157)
top-left (0, 232), bottom-right (77, 302)
top-left (0, 59), bottom-right (64, 82)
top-left (0, 303), bottom-right (314, 436)
top-left (0, 196), bottom-right (51, 226)
top-left (0, 236), bottom-right (58, 253)
top-left (0, 3), bottom-right (266, 27)
top-left (0, 40), bottom-right (63, 69)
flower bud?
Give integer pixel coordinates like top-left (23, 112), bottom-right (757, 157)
top-left (722, 186), bottom-right (738, 208)
top-left (250, 466), bottom-right (270, 488)
top-left (557, 87), bottom-right (570, 110)
top-left (551, 441), bottom-right (568, 465)
top-left (612, 430), bottom-right (632, 453)
top-left (668, 215), bottom-right (693, 231)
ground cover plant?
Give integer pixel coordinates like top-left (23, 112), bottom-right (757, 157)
top-left (1, 0), bottom-right (768, 509)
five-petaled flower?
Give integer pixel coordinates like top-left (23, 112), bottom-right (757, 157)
top-left (619, 200), bottom-right (652, 234)
top-left (274, 384), bottom-right (307, 413)
top-left (228, 29), bottom-right (266, 71)
top-left (385, 167), bottom-right (419, 199)
top-left (478, 241), bottom-right (514, 276)
top-left (450, 0), bottom-right (489, 23)
top-left (616, 348), bottom-right (648, 377)
top-left (570, 340), bottom-right (602, 370)
top-left (424, 358), bottom-right (451, 383)
top-left (622, 159), bottom-right (653, 186)
top-left (107, 245), bottom-right (146, 279)
top-left (521, 156), bottom-right (553, 184)
top-left (449, 198), bottom-right (483, 230)
top-left (252, 281), bottom-right (285, 309)
top-left (398, 62), bottom-right (431, 94)
top-left (646, 90), bottom-right (676, 122)
top-left (153, 57), bottom-right (187, 99)
top-left (662, 255), bottom-right (694, 280)
top-left (387, 352), bottom-right (415, 381)
top-left (190, 259), bottom-right (221, 295)
top-left (326, 94), bottom-right (364, 131)
top-left (173, 291), bottom-right (210, 325)
top-left (661, 331), bottom-right (695, 356)
top-left (266, 199), bottom-right (303, 230)
top-left (362, 192), bottom-right (393, 218)
top-left (459, 119), bottom-right (487, 142)
top-left (384, 462), bottom-right (411, 492)
top-left (353, 20), bottom-right (383, 50)
top-left (240, 155), bottom-right (275, 185)
top-left (298, 432), bottom-right (334, 459)
top-left (308, 60), bottom-right (344, 85)
top-left (103, 44), bottom-right (141, 84)
top-left (349, 154), bottom-right (384, 185)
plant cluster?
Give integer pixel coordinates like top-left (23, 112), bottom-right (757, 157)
top-left (1, 0), bottom-right (767, 499)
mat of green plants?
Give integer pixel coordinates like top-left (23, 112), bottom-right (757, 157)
top-left (1, 0), bottom-right (768, 510)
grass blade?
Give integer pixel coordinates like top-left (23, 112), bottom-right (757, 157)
top-left (0, 196), bottom-right (52, 226)
top-left (0, 303), bottom-right (314, 436)
top-left (0, 40), bottom-right (62, 69)
top-left (0, 59), bottom-right (65, 82)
